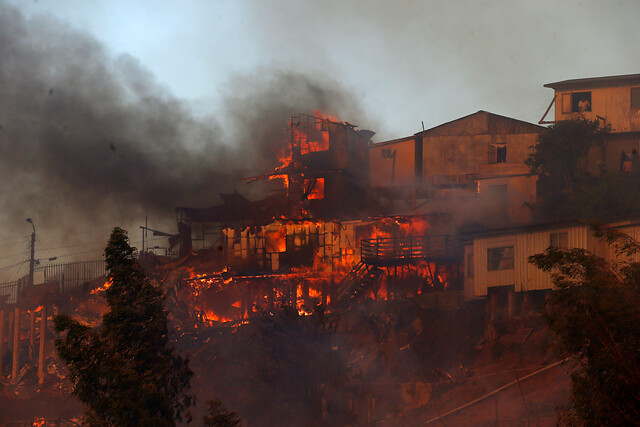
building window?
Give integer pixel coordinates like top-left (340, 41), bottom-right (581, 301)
top-left (487, 246), bottom-right (514, 271)
top-left (572, 92), bottom-right (591, 113)
top-left (550, 232), bottom-right (568, 249)
top-left (489, 143), bottom-right (507, 164)
top-left (466, 253), bottom-right (474, 278)
top-left (381, 148), bottom-right (394, 159)
top-left (562, 93), bottom-right (572, 114)
top-left (631, 87), bottom-right (640, 109)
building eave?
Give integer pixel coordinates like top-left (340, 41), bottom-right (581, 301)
top-left (544, 73), bottom-right (640, 91)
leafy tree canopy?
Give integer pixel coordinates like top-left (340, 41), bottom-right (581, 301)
top-left (202, 399), bottom-right (241, 427)
top-left (55, 227), bottom-right (194, 426)
top-left (526, 118), bottom-right (609, 195)
top-left (529, 226), bottom-right (640, 425)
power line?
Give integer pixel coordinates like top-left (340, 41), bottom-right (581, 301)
top-left (0, 259), bottom-right (27, 272)
top-left (0, 250), bottom-right (30, 263)
top-left (0, 236), bottom-right (30, 249)
top-left (13, 254), bottom-right (27, 280)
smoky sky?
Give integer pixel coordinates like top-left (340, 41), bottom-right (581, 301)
top-left (0, 2), bottom-right (368, 271)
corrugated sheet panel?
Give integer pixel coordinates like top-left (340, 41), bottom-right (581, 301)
top-left (465, 224), bottom-right (595, 299)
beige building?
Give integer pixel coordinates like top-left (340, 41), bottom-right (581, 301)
top-left (541, 73), bottom-right (640, 174)
top-left (463, 217), bottom-right (640, 300)
top-left (368, 111), bottom-right (544, 224)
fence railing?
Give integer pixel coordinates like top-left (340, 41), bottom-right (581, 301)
top-left (0, 277), bottom-right (27, 305)
top-left (361, 235), bottom-right (459, 265)
top-left (0, 260), bottom-right (106, 305)
top-left (39, 260), bottom-right (107, 293)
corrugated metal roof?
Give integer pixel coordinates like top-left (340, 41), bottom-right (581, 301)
top-left (415, 110), bottom-right (545, 136)
top-left (544, 73), bottom-right (640, 90)
top-left (461, 215), bottom-right (640, 240)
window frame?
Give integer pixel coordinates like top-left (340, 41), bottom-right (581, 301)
top-left (487, 246), bottom-right (514, 271)
top-left (572, 92), bottom-right (592, 113)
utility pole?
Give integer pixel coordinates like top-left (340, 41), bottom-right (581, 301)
top-left (141, 216), bottom-right (148, 253)
top-left (26, 218), bottom-right (35, 287)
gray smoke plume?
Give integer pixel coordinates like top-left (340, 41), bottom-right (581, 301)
top-left (0, 2), bottom-right (369, 275)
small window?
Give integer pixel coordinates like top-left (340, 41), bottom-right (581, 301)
top-left (496, 145), bottom-right (506, 163)
top-left (489, 143), bottom-right (507, 164)
top-left (572, 92), bottom-right (591, 113)
top-left (466, 253), bottom-right (474, 278)
top-left (631, 87), bottom-right (640, 109)
top-left (487, 246), bottom-right (514, 271)
top-left (381, 148), bottom-right (394, 159)
top-left (550, 232), bottom-right (568, 249)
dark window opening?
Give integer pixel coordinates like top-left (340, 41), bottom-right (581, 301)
top-left (572, 92), bottom-right (591, 113)
top-left (631, 87), bottom-right (640, 109)
top-left (621, 151), bottom-right (633, 172)
top-left (381, 148), bottom-right (394, 159)
top-left (489, 143), bottom-right (507, 164)
top-left (496, 145), bottom-right (507, 163)
top-left (487, 246), bottom-right (514, 271)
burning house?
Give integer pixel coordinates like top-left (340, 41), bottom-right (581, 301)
top-left (175, 113), bottom-right (375, 251)
top-left (169, 73), bottom-right (640, 324)
top-left (6, 74), bottom-right (640, 424)
top-left (173, 113), bottom-right (467, 321)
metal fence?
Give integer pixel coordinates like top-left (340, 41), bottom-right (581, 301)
top-left (0, 277), bottom-right (27, 305)
top-left (39, 260), bottom-right (107, 293)
top-left (0, 260), bottom-right (106, 305)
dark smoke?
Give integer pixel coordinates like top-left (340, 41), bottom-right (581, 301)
top-left (0, 2), bottom-right (369, 270)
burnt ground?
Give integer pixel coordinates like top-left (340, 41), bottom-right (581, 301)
top-left (0, 283), bottom-right (570, 426)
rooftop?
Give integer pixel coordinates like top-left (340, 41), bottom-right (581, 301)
top-left (544, 73), bottom-right (640, 91)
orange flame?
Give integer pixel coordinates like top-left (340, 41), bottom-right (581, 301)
top-left (305, 178), bottom-right (324, 200)
top-left (203, 310), bottom-right (233, 324)
top-left (90, 279), bottom-right (113, 294)
top-left (313, 109), bottom-right (342, 123)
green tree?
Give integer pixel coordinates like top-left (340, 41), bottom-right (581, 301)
top-left (55, 227), bottom-right (194, 426)
top-left (529, 227), bottom-right (640, 426)
top-left (526, 117), bottom-right (609, 195)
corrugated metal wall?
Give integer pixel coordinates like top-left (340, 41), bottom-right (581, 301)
top-left (464, 224), bottom-right (595, 299)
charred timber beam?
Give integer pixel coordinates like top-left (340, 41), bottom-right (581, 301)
top-left (11, 307), bottom-right (19, 383)
top-left (29, 309), bottom-right (35, 362)
top-left (38, 306), bottom-right (46, 384)
top-left (0, 309), bottom-right (4, 376)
